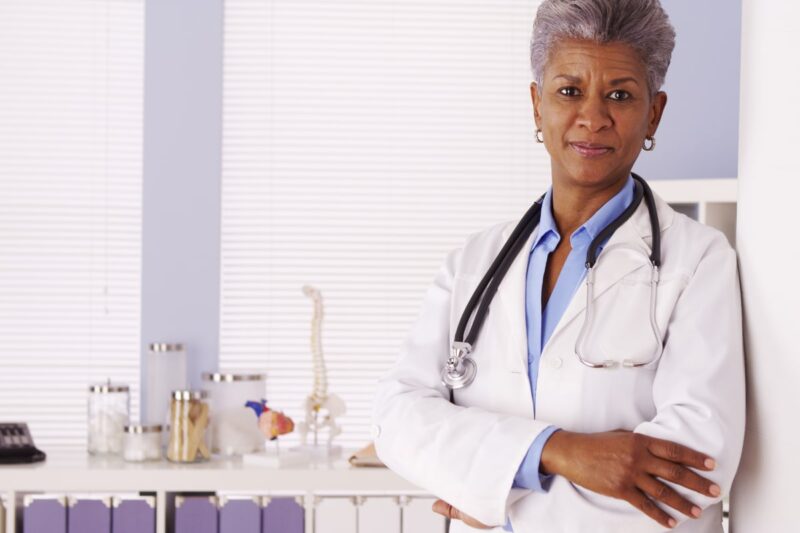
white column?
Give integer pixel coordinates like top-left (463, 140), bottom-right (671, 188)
top-left (730, 1), bottom-right (800, 530)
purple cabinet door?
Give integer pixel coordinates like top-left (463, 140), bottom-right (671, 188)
top-left (67, 496), bottom-right (111, 533)
top-left (112, 497), bottom-right (156, 533)
top-left (175, 496), bottom-right (218, 533)
top-left (219, 497), bottom-right (260, 533)
top-left (262, 497), bottom-right (304, 533)
top-left (23, 496), bottom-right (67, 533)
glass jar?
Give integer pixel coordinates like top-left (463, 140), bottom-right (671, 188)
top-left (202, 372), bottom-right (266, 456)
top-left (123, 424), bottom-right (163, 462)
top-left (167, 390), bottom-right (211, 463)
top-left (145, 343), bottom-right (188, 426)
top-left (87, 381), bottom-right (130, 455)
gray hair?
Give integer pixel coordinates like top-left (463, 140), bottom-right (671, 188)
top-left (530, 0), bottom-right (676, 96)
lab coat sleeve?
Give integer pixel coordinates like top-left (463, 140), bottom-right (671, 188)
top-left (511, 240), bottom-right (745, 532)
top-left (631, 244), bottom-right (745, 522)
top-left (634, 242), bottom-right (745, 522)
top-left (371, 246), bottom-right (556, 528)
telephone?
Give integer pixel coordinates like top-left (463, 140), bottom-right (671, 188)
top-left (0, 423), bottom-right (46, 464)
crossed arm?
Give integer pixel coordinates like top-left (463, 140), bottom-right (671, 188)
top-left (374, 243), bottom-right (745, 530)
top-left (434, 430), bottom-right (720, 529)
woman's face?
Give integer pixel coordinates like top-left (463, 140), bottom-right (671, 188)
top-left (531, 38), bottom-right (667, 190)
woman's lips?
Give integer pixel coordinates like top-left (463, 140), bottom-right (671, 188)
top-left (570, 142), bottom-right (613, 158)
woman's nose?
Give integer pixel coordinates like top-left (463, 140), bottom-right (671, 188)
top-left (575, 94), bottom-right (612, 132)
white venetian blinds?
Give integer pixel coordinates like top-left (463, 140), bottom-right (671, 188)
top-left (220, 0), bottom-right (549, 448)
top-left (0, 0), bottom-right (144, 448)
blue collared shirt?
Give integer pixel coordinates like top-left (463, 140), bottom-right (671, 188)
top-left (503, 175), bottom-right (635, 531)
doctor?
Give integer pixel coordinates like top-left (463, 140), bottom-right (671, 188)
top-left (371, 0), bottom-right (745, 532)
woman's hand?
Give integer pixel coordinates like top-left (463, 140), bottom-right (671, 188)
top-left (541, 430), bottom-right (720, 529)
top-left (431, 499), bottom-right (492, 529)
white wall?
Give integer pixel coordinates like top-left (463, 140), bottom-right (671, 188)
top-left (729, 1), bottom-right (800, 530)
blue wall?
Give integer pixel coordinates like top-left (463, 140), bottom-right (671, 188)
top-left (141, 0), bottom-right (223, 411)
top-left (634, 0), bottom-right (742, 180)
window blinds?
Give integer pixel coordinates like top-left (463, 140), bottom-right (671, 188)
top-left (221, 0), bottom-right (549, 448)
top-left (0, 0), bottom-right (144, 448)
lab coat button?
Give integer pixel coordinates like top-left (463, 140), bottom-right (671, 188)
top-left (371, 424), bottom-right (381, 439)
top-left (549, 357), bottom-right (563, 369)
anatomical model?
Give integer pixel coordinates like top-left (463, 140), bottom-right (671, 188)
top-left (295, 285), bottom-right (346, 454)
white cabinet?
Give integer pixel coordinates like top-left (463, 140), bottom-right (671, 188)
top-left (0, 450), bottom-right (442, 533)
top-left (649, 178), bottom-right (737, 248)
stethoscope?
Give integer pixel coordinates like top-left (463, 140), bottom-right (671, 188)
top-left (441, 173), bottom-right (663, 395)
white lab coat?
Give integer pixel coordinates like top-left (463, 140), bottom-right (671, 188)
top-left (372, 189), bottom-right (745, 533)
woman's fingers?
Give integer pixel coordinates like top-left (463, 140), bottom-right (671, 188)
top-left (431, 499), bottom-right (456, 519)
top-left (645, 436), bottom-right (715, 471)
top-left (624, 489), bottom-right (677, 529)
top-left (638, 474), bottom-right (702, 519)
top-left (549, 431), bottom-right (719, 527)
top-left (647, 457), bottom-right (721, 498)
top-left (431, 499), bottom-right (492, 529)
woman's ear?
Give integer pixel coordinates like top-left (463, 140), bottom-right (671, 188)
top-left (530, 82), bottom-right (542, 128)
top-left (648, 90), bottom-right (668, 137)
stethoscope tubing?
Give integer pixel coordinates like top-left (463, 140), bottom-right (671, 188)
top-left (443, 173), bottom-right (661, 392)
top-left (453, 196), bottom-right (545, 347)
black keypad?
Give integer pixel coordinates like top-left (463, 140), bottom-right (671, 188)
top-left (0, 423), bottom-right (32, 448)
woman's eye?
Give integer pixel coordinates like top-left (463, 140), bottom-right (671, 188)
top-left (608, 90), bottom-right (631, 101)
top-left (558, 86), bottom-right (581, 97)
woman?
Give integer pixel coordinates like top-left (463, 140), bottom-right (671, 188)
top-left (371, 1), bottom-right (745, 532)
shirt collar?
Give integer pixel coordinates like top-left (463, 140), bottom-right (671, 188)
top-left (531, 174), bottom-right (635, 251)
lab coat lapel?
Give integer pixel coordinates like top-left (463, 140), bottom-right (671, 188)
top-left (491, 188), bottom-right (674, 372)
top-left (495, 224), bottom-right (540, 374)
top-left (492, 209), bottom-right (647, 374)
top-left (546, 221), bottom-right (646, 348)
top-left (545, 192), bottom-right (675, 350)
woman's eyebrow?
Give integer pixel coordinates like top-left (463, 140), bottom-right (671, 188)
top-left (553, 74), bottom-right (581, 83)
top-left (609, 76), bottom-right (640, 86)
top-left (551, 74), bottom-right (640, 86)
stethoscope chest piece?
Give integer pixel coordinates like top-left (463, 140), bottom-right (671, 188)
top-left (441, 342), bottom-right (477, 390)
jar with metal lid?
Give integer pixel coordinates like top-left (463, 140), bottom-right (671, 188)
top-left (87, 380), bottom-right (130, 455)
top-left (167, 390), bottom-right (211, 463)
top-left (145, 342), bottom-right (188, 426)
top-left (202, 372), bottom-right (266, 456)
top-left (123, 424), bottom-right (163, 462)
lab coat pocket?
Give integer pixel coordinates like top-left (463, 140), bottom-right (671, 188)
top-left (564, 271), bottom-right (678, 430)
top-left (583, 271), bottom-right (663, 367)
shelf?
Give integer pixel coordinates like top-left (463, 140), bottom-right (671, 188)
top-left (0, 448), bottom-right (416, 494)
top-left (647, 178), bottom-right (737, 204)
top-left (0, 448), bottom-right (437, 533)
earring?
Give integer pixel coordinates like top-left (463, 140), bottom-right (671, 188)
top-left (642, 136), bottom-right (655, 151)
top-left (535, 128), bottom-right (544, 143)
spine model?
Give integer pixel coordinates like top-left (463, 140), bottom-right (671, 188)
top-left (296, 285), bottom-right (345, 449)
top-left (304, 285), bottom-right (328, 408)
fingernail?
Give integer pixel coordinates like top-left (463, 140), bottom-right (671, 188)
top-left (691, 506), bottom-right (702, 517)
top-left (709, 484), bottom-right (721, 496)
top-left (668, 518), bottom-right (677, 528)
top-left (704, 458), bottom-right (716, 469)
